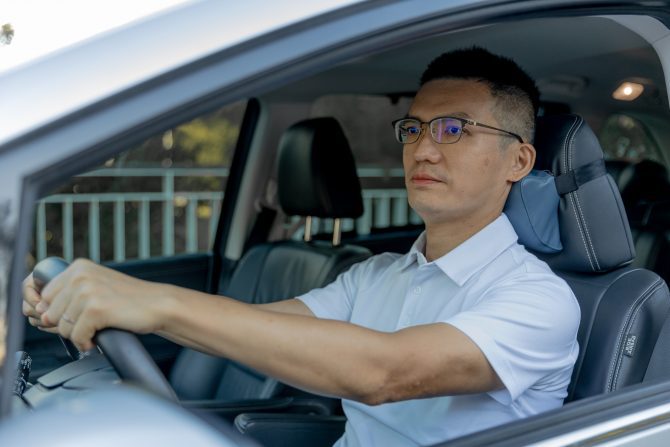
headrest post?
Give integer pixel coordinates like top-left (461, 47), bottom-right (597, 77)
top-left (332, 218), bottom-right (341, 247)
top-left (304, 216), bottom-right (313, 242)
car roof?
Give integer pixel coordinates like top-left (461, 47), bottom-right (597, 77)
top-left (0, 0), bottom-right (363, 146)
top-left (266, 15), bottom-right (669, 125)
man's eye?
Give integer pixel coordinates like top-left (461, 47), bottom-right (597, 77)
top-left (445, 126), bottom-right (461, 135)
top-left (404, 126), bottom-right (421, 135)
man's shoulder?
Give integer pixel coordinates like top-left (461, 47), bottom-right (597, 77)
top-left (501, 242), bottom-right (561, 277)
top-left (354, 251), bottom-right (407, 272)
top-left (485, 243), bottom-right (579, 314)
top-left (478, 242), bottom-right (573, 295)
top-left (339, 250), bottom-right (416, 287)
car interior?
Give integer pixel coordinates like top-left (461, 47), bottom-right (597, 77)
top-left (14, 11), bottom-right (670, 447)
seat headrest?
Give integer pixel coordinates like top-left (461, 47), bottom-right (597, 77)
top-left (277, 117), bottom-right (364, 219)
top-left (534, 114), bottom-right (635, 273)
top-left (629, 200), bottom-right (670, 230)
top-left (504, 170), bottom-right (562, 254)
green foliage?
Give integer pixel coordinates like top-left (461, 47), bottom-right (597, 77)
top-left (110, 102), bottom-right (245, 169)
top-left (175, 116), bottom-right (239, 166)
top-left (1, 23), bottom-right (14, 45)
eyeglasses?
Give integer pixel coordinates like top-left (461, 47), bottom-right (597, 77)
top-left (392, 116), bottom-right (524, 145)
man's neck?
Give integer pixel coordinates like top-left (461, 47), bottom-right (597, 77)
top-left (423, 213), bottom-right (502, 262)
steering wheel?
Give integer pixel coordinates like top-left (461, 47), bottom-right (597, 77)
top-left (32, 257), bottom-right (178, 402)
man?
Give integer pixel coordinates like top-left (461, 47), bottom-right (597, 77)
top-left (23, 48), bottom-right (580, 446)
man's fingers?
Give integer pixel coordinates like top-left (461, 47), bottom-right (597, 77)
top-left (42, 282), bottom-right (77, 327)
top-left (24, 286), bottom-right (41, 308)
top-left (22, 300), bottom-right (41, 319)
top-left (69, 316), bottom-right (97, 352)
top-left (37, 323), bottom-right (59, 334)
top-left (27, 316), bottom-right (40, 327)
top-left (55, 298), bottom-right (88, 342)
top-left (28, 317), bottom-right (58, 332)
top-left (23, 274), bottom-right (43, 307)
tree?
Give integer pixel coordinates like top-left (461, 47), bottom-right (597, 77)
top-left (1, 23), bottom-right (14, 45)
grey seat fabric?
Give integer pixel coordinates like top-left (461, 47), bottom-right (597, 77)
top-left (170, 117), bottom-right (371, 401)
top-left (532, 114), bottom-right (670, 402)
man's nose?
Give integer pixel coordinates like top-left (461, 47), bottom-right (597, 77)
top-left (410, 129), bottom-right (442, 163)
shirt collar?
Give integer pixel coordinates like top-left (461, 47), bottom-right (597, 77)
top-left (401, 214), bottom-right (519, 286)
top-left (401, 231), bottom-right (428, 269)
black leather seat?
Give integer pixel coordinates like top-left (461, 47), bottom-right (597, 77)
top-left (532, 115), bottom-right (670, 402)
top-left (170, 117), bottom-right (371, 410)
top-left (235, 114), bottom-right (670, 445)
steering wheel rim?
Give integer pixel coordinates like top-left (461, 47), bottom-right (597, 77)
top-left (33, 257), bottom-right (178, 402)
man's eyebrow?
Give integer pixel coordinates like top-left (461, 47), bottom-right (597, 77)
top-left (404, 111), bottom-right (473, 121)
top-left (449, 111), bottom-right (472, 120)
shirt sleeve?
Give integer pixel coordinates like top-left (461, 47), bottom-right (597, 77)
top-left (296, 256), bottom-right (375, 322)
top-left (445, 272), bottom-right (580, 405)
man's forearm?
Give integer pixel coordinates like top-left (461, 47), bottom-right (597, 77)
top-left (155, 284), bottom-right (394, 403)
top-left (157, 298), bottom-right (315, 350)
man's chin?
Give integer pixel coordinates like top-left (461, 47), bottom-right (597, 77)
top-left (409, 202), bottom-right (452, 222)
top-left (410, 199), bottom-right (478, 224)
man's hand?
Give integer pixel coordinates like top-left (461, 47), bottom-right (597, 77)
top-left (23, 273), bottom-right (58, 333)
top-left (22, 259), bottom-right (166, 351)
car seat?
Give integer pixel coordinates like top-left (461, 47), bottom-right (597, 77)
top-left (532, 114), bottom-right (670, 402)
top-left (170, 117), bottom-right (372, 412)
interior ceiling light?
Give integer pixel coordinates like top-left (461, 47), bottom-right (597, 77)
top-left (612, 82), bottom-right (644, 101)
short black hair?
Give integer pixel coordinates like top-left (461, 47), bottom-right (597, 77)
top-left (420, 47), bottom-right (540, 144)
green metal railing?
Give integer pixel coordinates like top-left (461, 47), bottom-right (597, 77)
top-left (35, 168), bottom-right (420, 262)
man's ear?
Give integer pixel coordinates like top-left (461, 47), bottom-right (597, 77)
top-left (508, 143), bottom-right (536, 182)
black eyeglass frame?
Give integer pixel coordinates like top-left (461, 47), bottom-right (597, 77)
top-left (392, 116), bottom-right (524, 144)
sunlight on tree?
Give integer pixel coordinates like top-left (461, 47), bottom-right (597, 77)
top-left (175, 117), bottom-right (239, 166)
top-left (1, 23), bottom-right (14, 45)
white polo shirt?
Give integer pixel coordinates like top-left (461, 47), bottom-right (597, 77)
top-left (297, 213), bottom-right (580, 446)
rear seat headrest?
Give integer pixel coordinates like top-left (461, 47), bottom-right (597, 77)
top-left (605, 159), bottom-right (634, 191)
top-left (534, 114), bottom-right (635, 272)
top-left (619, 159), bottom-right (670, 209)
top-left (277, 117), bottom-right (364, 219)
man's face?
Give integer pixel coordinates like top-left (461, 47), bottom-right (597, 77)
top-left (403, 78), bottom-right (522, 227)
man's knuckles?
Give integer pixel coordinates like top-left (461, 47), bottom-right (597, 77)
top-left (22, 301), bottom-right (40, 318)
top-left (28, 317), bottom-right (41, 327)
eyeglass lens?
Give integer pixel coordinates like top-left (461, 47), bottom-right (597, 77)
top-left (395, 118), bottom-right (463, 144)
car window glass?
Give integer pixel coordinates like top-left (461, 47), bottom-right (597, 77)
top-left (30, 101), bottom-right (247, 266)
top-left (600, 113), bottom-right (664, 165)
top-left (299, 94), bottom-right (420, 239)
